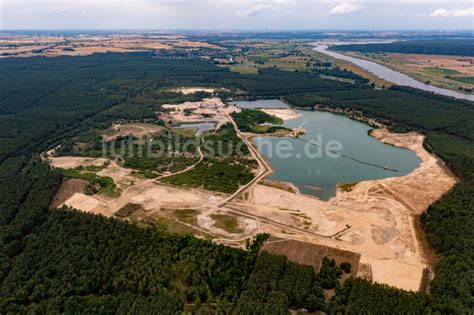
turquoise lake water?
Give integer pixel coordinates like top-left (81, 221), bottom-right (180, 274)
top-left (234, 100), bottom-right (421, 200)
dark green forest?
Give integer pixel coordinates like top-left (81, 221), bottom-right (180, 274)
top-left (0, 53), bottom-right (473, 313)
top-left (333, 39), bottom-right (474, 56)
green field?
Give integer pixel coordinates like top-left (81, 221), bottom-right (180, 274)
top-left (174, 209), bottom-right (198, 224)
top-left (211, 214), bottom-right (243, 233)
top-left (423, 67), bottom-right (461, 76)
top-left (451, 76), bottom-right (474, 85)
top-left (61, 168), bottom-right (118, 197)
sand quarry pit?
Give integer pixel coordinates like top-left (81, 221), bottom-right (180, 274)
top-left (227, 128), bottom-right (456, 291)
top-left (48, 112), bottom-right (456, 292)
top-left (160, 97), bottom-right (239, 127)
top-left (55, 163), bottom-right (227, 218)
top-left (50, 155), bottom-right (226, 218)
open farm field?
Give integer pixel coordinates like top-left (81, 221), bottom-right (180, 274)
top-left (351, 52), bottom-right (474, 92)
top-left (0, 33), bottom-right (224, 58)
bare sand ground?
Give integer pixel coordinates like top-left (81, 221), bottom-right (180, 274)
top-left (96, 161), bottom-right (138, 190)
top-left (261, 237), bottom-right (362, 278)
top-left (55, 158), bottom-right (227, 217)
top-left (64, 181), bottom-right (226, 218)
top-left (49, 156), bottom-right (108, 169)
top-left (261, 108), bottom-right (300, 120)
top-left (196, 210), bottom-right (259, 240)
top-left (161, 98), bottom-right (239, 128)
top-left (233, 128), bottom-right (457, 291)
top-left (63, 193), bottom-right (105, 214)
top-left (103, 123), bottom-right (165, 141)
top-left (48, 101), bottom-right (456, 291)
top-left (172, 87), bottom-right (218, 95)
top-left (50, 179), bottom-right (88, 209)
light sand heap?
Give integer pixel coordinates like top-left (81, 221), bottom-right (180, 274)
top-left (232, 128), bottom-right (456, 291)
top-left (172, 87), bottom-right (219, 95)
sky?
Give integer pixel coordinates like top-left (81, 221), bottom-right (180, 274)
top-left (0, 0), bottom-right (473, 30)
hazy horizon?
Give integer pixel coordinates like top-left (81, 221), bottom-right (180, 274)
top-left (1, 1), bottom-right (473, 31)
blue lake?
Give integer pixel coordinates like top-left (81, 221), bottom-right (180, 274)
top-left (249, 105), bottom-right (421, 200)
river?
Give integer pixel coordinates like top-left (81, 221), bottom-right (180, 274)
top-left (313, 44), bottom-right (474, 102)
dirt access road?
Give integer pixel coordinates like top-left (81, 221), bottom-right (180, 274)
top-left (217, 111), bottom-right (273, 207)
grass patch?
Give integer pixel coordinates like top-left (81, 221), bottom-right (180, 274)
top-left (202, 123), bottom-right (251, 157)
top-left (251, 124), bottom-right (273, 133)
top-left (174, 209), bottom-right (198, 224)
top-left (170, 127), bottom-right (198, 137)
top-left (115, 203), bottom-right (142, 218)
top-left (231, 109), bottom-right (283, 133)
top-left (320, 74), bottom-right (355, 84)
top-left (266, 59), bottom-right (307, 71)
top-left (423, 67), bottom-right (460, 77)
top-left (251, 124), bottom-right (291, 134)
top-left (106, 129), bottom-right (201, 173)
top-left (162, 124), bottom-right (256, 194)
top-left (451, 76), bottom-right (474, 85)
top-left (61, 168), bottom-right (119, 197)
top-left (82, 163), bottom-right (109, 172)
top-left (211, 214), bottom-right (243, 233)
top-left (125, 155), bottom-right (199, 173)
top-left (130, 170), bottom-right (159, 179)
top-left (161, 159), bottom-right (254, 194)
top-left (151, 216), bottom-right (215, 240)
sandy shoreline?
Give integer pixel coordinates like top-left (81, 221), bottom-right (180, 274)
top-left (242, 127), bottom-right (457, 291)
top-left (261, 108), bottom-right (300, 120)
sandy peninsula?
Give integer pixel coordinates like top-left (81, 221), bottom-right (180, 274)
top-left (261, 108), bottom-right (300, 120)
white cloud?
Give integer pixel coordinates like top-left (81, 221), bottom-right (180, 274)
top-left (430, 7), bottom-right (474, 17)
top-left (329, 2), bottom-right (361, 15)
top-left (237, 4), bottom-right (273, 17)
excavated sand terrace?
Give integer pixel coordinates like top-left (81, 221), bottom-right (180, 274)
top-left (48, 102), bottom-right (456, 292)
top-left (233, 128), bottom-right (456, 291)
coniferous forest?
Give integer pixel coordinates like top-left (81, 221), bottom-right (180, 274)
top-left (333, 40), bottom-right (474, 56)
top-left (0, 53), bottom-right (473, 313)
